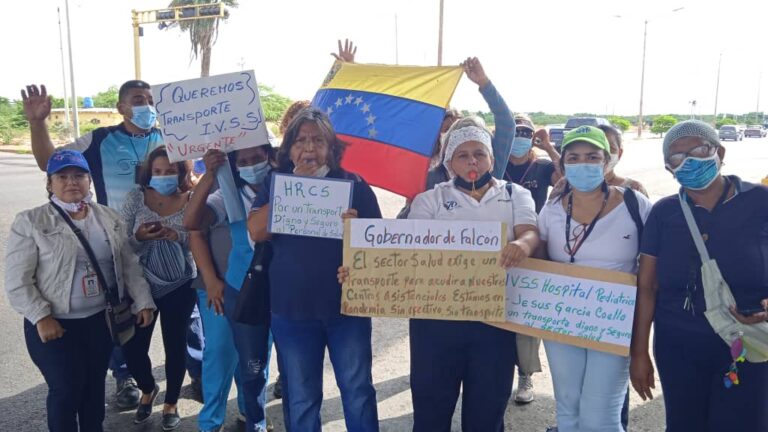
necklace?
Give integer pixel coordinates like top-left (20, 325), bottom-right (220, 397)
top-left (564, 182), bottom-right (609, 264)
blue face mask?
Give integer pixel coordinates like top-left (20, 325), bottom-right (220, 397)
top-left (564, 163), bottom-right (605, 192)
top-left (149, 175), bottom-right (179, 196)
top-left (130, 105), bottom-right (157, 130)
top-left (238, 161), bottom-right (271, 185)
top-left (672, 154), bottom-right (720, 190)
top-left (510, 137), bottom-right (533, 158)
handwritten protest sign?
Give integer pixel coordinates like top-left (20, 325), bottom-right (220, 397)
top-left (268, 173), bottom-right (353, 239)
top-left (492, 258), bottom-right (637, 356)
top-left (155, 70), bottom-right (268, 162)
top-left (342, 219), bottom-right (507, 321)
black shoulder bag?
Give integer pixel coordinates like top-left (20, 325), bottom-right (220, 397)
top-left (233, 241), bottom-right (273, 326)
top-left (622, 187), bottom-right (644, 247)
top-left (50, 202), bottom-right (136, 345)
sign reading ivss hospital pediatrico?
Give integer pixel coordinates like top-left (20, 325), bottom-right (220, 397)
top-left (494, 259), bottom-right (637, 357)
top-left (268, 173), bottom-right (353, 239)
top-left (342, 219), bottom-right (508, 321)
top-left (155, 70), bottom-right (268, 162)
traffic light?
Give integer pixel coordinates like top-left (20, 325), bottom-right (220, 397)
top-left (156, 9), bottom-right (175, 20)
top-left (199, 4), bottom-right (222, 16)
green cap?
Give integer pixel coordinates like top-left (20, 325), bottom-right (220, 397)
top-left (561, 125), bottom-right (610, 153)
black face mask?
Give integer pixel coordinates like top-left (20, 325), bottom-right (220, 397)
top-left (453, 171), bottom-right (493, 191)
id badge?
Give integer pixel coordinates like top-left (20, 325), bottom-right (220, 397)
top-left (82, 274), bottom-right (100, 297)
top-left (134, 165), bottom-right (142, 184)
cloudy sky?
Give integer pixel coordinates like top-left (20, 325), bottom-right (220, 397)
top-left (4, 0), bottom-right (767, 117)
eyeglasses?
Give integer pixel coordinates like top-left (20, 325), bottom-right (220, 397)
top-left (52, 173), bottom-right (90, 183)
top-left (724, 333), bottom-right (746, 388)
top-left (293, 139), bottom-right (328, 151)
top-left (515, 128), bottom-right (533, 138)
top-left (666, 144), bottom-right (717, 168)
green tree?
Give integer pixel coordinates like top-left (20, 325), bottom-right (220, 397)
top-left (259, 85), bottom-right (292, 122)
top-left (651, 115), bottom-right (677, 137)
top-left (91, 86), bottom-right (119, 108)
top-left (608, 116), bottom-right (631, 132)
top-left (715, 117), bottom-right (736, 129)
top-left (162, 0), bottom-right (238, 77)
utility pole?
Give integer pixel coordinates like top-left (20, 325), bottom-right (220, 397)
top-left (437, 0), bottom-right (444, 66)
top-left (713, 52), bottom-right (722, 124)
top-left (637, 19), bottom-right (648, 138)
top-left (57, 7), bottom-right (71, 135)
top-left (756, 71), bottom-right (762, 123)
top-left (64, 0), bottom-right (79, 138)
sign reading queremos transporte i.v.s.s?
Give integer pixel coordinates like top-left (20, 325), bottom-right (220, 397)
top-left (342, 218), bottom-right (509, 322)
top-left (341, 218), bottom-right (637, 357)
top-left (154, 70), bottom-right (269, 162)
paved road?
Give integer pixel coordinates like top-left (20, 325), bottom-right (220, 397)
top-left (1, 135), bottom-right (767, 431)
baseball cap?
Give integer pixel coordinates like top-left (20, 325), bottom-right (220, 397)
top-left (514, 113), bottom-right (535, 131)
top-left (46, 150), bottom-right (91, 175)
top-left (561, 125), bottom-right (610, 153)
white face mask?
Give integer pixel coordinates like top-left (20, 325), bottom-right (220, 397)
top-left (606, 153), bottom-right (620, 173)
top-left (51, 192), bottom-right (93, 213)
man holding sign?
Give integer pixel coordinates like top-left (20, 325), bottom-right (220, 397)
top-left (249, 107), bottom-right (382, 432)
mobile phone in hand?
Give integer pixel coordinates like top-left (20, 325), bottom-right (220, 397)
top-left (143, 221), bottom-right (162, 232)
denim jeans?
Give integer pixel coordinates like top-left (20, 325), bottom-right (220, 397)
top-left (25, 312), bottom-right (113, 432)
top-left (109, 346), bottom-right (131, 380)
top-left (197, 289), bottom-right (245, 431)
top-left (224, 285), bottom-right (272, 432)
top-left (271, 313), bottom-right (379, 432)
top-left (544, 340), bottom-right (629, 432)
top-left (410, 319), bottom-right (517, 432)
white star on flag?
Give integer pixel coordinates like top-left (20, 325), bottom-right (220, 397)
top-left (345, 94), bottom-right (354, 104)
top-left (366, 114), bottom-right (376, 125)
top-left (361, 103), bottom-right (371, 114)
top-left (368, 127), bottom-right (378, 138)
top-left (335, 98), bottom-right (343, 107)
top-left (354, 97), bottom-right (363, 106)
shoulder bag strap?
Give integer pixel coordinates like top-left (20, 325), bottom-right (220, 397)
top-left (623, 188), bottom-right (644, 248)
top-left (49, 202), bottom-right (121, 306)
top-left (677, 193), bottom-right (711, 262)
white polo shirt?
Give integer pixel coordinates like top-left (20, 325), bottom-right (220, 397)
top-left (408, 179), bottom-right (538, 242)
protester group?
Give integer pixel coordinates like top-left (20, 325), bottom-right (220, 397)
top-left (6, 40), bottom-right (768, 432)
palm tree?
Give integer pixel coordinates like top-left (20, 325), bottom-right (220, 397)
top-left (162, 0), bottom-right (238, 77)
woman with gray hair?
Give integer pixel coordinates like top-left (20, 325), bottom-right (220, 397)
top-left (630, 119), bottom-right (768, 430)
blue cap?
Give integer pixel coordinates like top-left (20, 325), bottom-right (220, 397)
top-left (46, 150), bottom-right (91, 175)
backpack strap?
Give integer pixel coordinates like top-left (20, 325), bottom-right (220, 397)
top-left (623, 187), bottom-right (644, 247)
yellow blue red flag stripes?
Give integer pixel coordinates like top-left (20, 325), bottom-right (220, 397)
top-left (313, 62), bottom-right (463, 198)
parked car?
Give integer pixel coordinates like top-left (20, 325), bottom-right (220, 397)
top-left (550, 117), bottom-right (612, 148)
top-left (745, 125), bottom-right (767, 138)
top-left (719, 125), bottom-right (744, 141)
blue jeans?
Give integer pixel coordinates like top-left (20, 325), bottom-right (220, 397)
top-left (410, 319), bottom-right (517, 432)
top-left (224, 285), bottom-right (272, 432)
top-left (25, 312), bottom-right (113, 432)
top-left (544, 340), bottom-right (629, 432)
top-left (271, 313), bottom-right (378, 432)
top-left (198, 289), bottom-right (245, 431)
top-left (109, 346), bottom-right (131, 380)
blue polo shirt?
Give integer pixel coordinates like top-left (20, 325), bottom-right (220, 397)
top-left (252, 168), bottom-right (382, 320)
top-left (641, 176), bottom-right (768, 333)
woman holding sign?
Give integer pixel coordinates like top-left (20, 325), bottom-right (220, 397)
top-left (183, 132), bottom-right (278, 432)
top-left (631, 120), bottom-right (768, 431)
top-left (537, 126), bottom-right (652, 432)
top-left (249, 107), bottom-right (382, 432)
top-left (404, 116), bottom-right (540, 431)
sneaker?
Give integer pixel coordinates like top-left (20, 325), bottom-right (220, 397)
top-left (162, 410), bottom-right (182, 431)
top-left (273, 374), bottom-right (282, 399)
top-left (514, 373), bottom-right (535, 404)
top-left (115, 377), bottom-right (141, 410)
top-left (190, 377), bottom-right (204, 403)
top-left (134, 384), bottom-right (160, 424)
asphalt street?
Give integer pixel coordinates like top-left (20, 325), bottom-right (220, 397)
top-left (1, 134), bottom-right (767, 431)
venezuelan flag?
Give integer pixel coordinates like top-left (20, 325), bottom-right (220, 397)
top-left (313, 62), bottom-right (463, 199)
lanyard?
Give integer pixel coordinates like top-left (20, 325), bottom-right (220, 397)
top-left (565, 182), bottom-right (609, 264)
top-left (506, 160), bottom-right (536, 186)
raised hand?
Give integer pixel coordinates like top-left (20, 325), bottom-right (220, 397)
top-left (461, 57), bottom-right (490, 88)
top-left (331, 39), bottom-right (357, 63)
top-left (21, 85), bottom-right (52, 122)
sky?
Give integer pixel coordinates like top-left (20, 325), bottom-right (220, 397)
top-left (4, 0), bottom-right (768, 118)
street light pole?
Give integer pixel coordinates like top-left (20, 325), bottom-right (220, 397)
top-left (637, 19), bottom-right (648, 138)
top-left (57, 7), bottom-right (71, 135)
top-left (437, 0), bottom-right (444, 66)
top-left (64, 0), bottom-right (79, 138)
top-left (132, 10), bottom-right (142, 80)
top-left (713, 52), bottom-right (722, 123)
